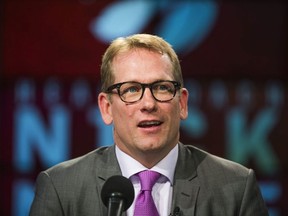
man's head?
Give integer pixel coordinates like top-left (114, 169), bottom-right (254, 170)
top-left (98, 34), bottom-right (188, 168)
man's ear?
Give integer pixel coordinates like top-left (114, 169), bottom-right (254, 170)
top-left (179, 88), bottom-right (189, 120)
top-left (98, 92), bottom-right (113, 125)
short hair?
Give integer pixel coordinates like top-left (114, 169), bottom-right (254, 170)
top-left (100, 34), bottom-right (183, 92)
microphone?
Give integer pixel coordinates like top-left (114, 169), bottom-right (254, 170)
top-left (101, 175), bottom-right (134, 216)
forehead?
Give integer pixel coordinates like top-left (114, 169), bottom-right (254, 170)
top-left (112, 49), bottom-right (173, 82)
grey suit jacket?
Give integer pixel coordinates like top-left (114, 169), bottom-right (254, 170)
top-left (29, 143), bottom-right (268, 216)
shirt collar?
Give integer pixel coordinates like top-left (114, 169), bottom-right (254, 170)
top-left (115, 144), bottom-right (178, 184)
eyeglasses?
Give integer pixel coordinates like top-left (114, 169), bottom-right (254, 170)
top-left (105, 80), bottom-right (181, 103)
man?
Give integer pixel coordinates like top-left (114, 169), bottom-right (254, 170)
top-left (30, 34), bottom-right (268, 215)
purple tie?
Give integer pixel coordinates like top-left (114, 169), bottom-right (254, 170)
top-left (134, 170), bottom-right (161, 216)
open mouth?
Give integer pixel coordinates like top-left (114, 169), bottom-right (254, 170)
top-left (138, 121), bottom-right (162, 128)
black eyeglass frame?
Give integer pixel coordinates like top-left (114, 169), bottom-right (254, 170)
top-left (105, 80), bottom-right (182, 103)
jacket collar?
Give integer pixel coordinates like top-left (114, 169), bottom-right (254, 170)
top-left (95, 146), bottom-right (123, 216)
top-left (170, 143), bottom-right (200, 215)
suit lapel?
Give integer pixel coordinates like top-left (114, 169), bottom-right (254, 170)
top-left (171, 143), bottom-right (200, 216)
top-left (172, 179), bottom-right (199, 215)
top-left (96, 146), bottom-right (122, 179)
top-left (94, 146), bottom-right (123, 216)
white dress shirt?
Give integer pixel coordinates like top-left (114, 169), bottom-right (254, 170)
top-left (115, 144), bottom-right (179, 216)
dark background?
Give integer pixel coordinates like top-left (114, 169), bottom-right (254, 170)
top-left (1, 0), bottom-right (287, 215)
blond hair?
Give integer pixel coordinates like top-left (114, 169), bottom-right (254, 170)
top-left (100, 34), bottom-right (183, 91)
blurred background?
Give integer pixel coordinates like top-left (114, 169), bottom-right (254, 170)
top-left (1, 0), bottom-right (287, 215)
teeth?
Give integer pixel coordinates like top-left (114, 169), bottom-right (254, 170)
top-left (139, 121), bottom-right (161, 127)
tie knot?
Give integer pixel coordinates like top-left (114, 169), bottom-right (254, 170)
top-left (137, 170), bottom-right (160, 191)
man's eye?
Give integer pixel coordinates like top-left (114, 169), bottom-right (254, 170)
top-left (159, 85), bottom-right (169, 90)
top-left (155, 84), bottom-right (172, 92)
top-left (122, 85), bottom-right (141, 94)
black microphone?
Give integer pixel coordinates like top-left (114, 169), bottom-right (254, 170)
top-left (101, 175), bottom-right (134, 216)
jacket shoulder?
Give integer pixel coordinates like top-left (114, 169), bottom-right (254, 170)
top-left (44, 146), bottom-right (113, 179)
top-left (181, 144), bottom-right (250, 178)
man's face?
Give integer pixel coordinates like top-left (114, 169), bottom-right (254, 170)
top-left (98, 48), bottom-right (188, 165)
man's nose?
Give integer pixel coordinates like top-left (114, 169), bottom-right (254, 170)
top-left (140, 88), bottom-right (157, 111)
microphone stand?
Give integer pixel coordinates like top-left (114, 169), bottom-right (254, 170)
top-left (107, 193), bottom-right (125, 216)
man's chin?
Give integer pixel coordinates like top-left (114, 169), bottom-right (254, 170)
top-left (138, 143), bottom-right (165, 153)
